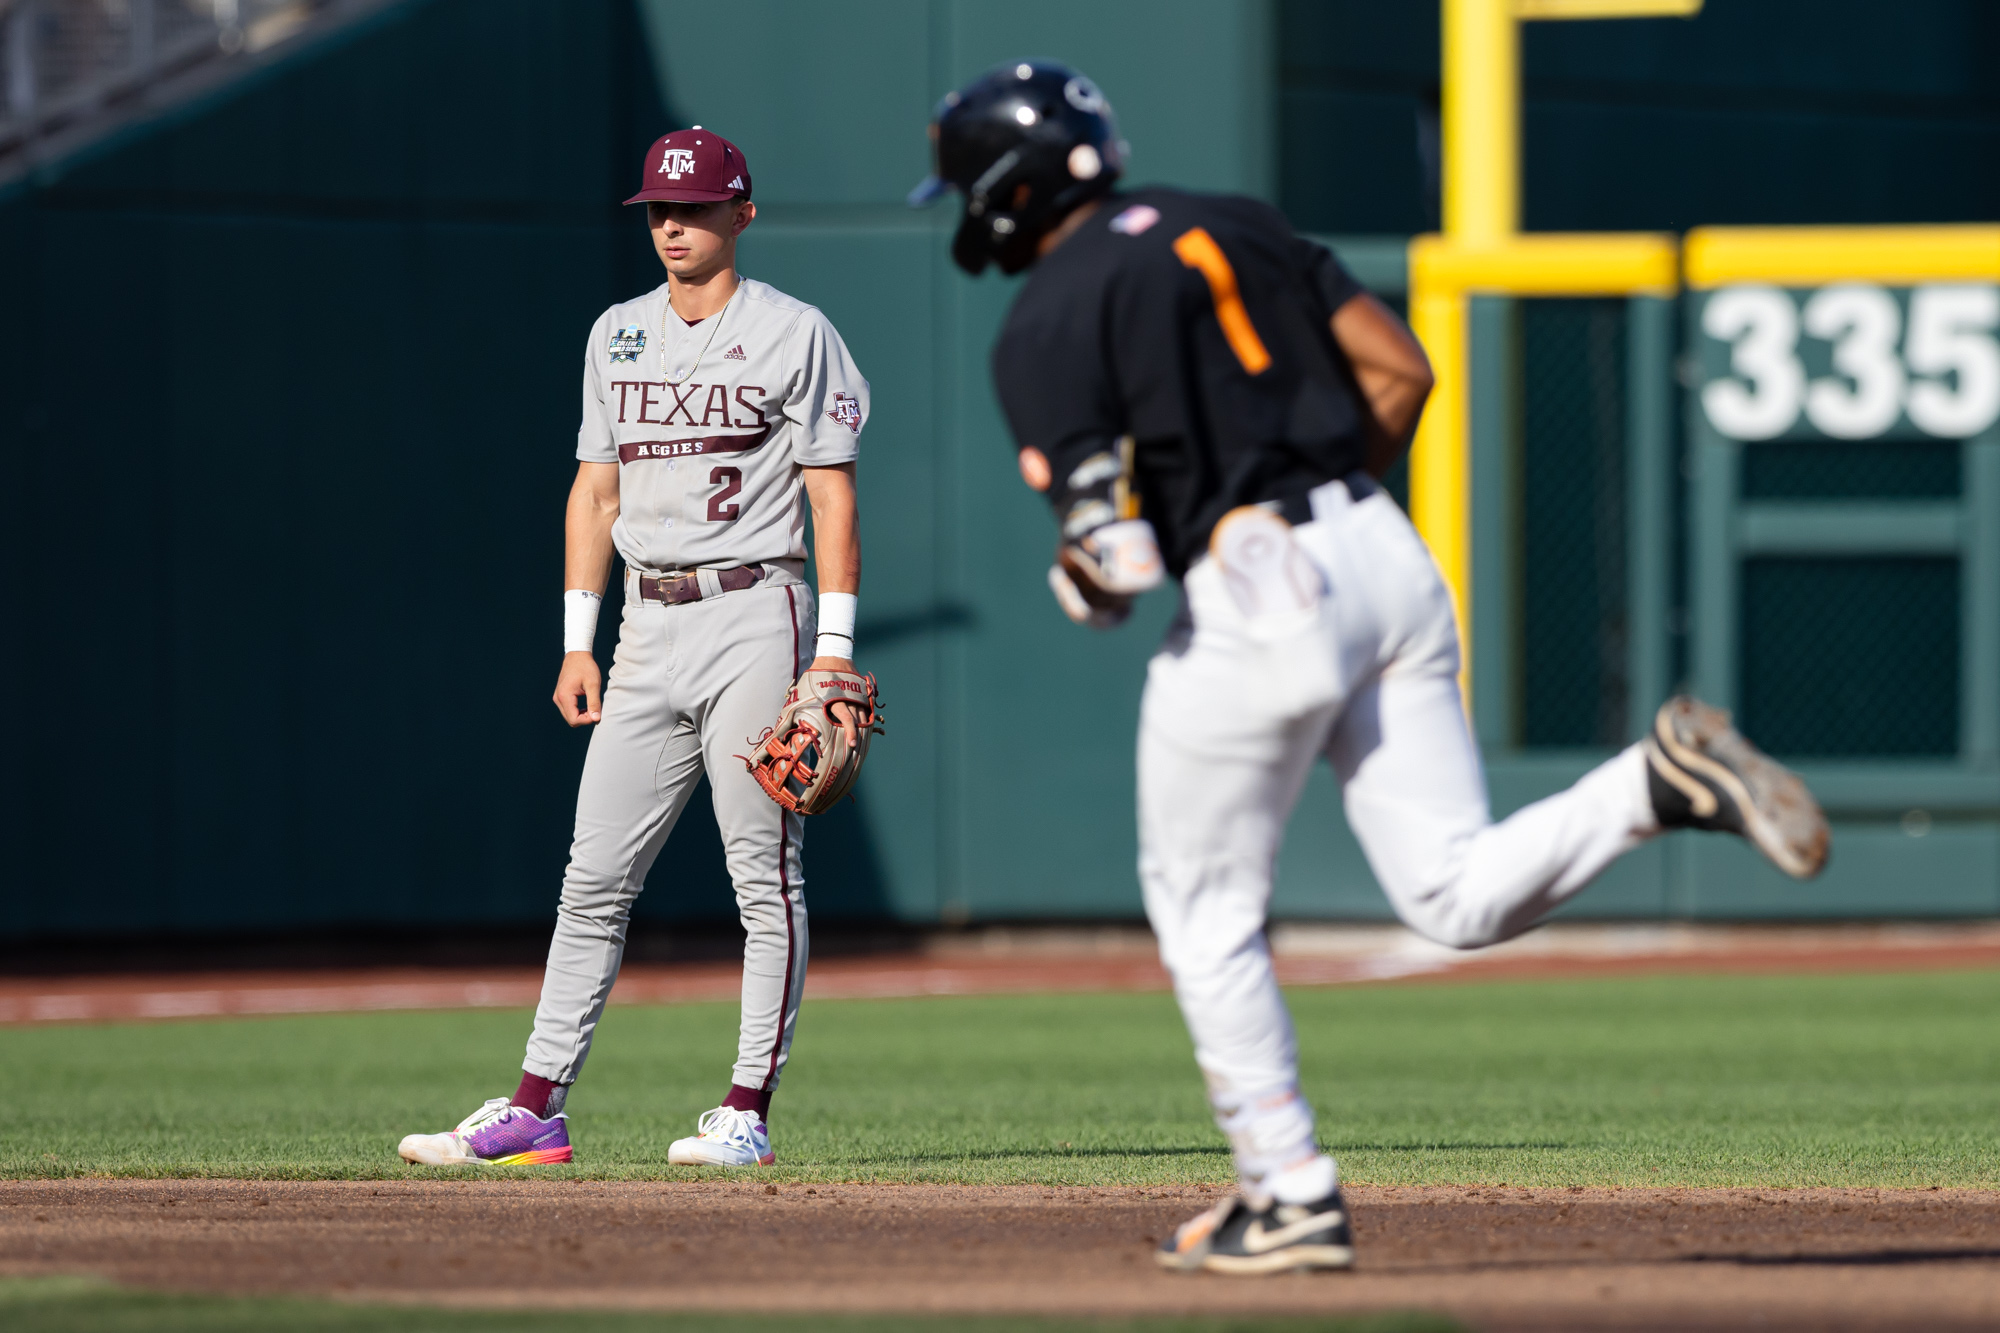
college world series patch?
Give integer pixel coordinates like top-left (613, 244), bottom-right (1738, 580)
top-left (608, 325), bottom-right (646, 363)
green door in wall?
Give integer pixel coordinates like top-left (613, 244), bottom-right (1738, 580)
top-left (1685, 280), bottom-right (2000, 914)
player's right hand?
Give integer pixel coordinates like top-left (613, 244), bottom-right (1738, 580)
top-left (554, 650), bottom-right (604, 727)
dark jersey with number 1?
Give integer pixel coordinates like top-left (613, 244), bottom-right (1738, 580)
top-left (991, 186), bottom-right (1373, 578)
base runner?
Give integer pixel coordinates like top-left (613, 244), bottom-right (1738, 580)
top-left (399, 127), bottom-right (871, 1170)
top-left (913, 62), bottom-right (1829, 1274)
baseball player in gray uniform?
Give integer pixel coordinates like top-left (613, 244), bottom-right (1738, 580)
top-left (399, 127), bottom-right (870, 1170)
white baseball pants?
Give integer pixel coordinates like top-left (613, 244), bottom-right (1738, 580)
top-left (1138, 476), bottom-right (1657, 1199)
top-left (523, 573), bottom-right (814, 1095)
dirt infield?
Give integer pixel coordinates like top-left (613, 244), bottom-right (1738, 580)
top-left (4, 1180), bottom-right (1998, 1331)
top-left (7, 922), bottom-right (2000, 1025)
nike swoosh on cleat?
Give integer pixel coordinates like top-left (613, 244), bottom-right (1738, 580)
top-left (1648, 733), bottom-right (1719, 819)
top-left (1240, 1210), bottom-right (1346, 1254)
top-left (1659, 722), bottom-right (1754, 824)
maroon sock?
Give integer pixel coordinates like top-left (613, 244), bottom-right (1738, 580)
top-left (513, 1071), bottom-right (566, 1119)
top-left (722, 1083), bottom-right (772, 1119)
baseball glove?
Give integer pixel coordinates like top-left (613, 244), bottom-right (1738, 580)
top-left (743, 669), bottom-right (884, 815)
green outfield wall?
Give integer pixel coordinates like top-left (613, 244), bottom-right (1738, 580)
top-left (1, 0), bottom-right (1995, 939)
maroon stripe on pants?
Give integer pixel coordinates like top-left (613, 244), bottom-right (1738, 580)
top-left (763, 584), bottom-right (802, 1091)
top-left (786, 582), bottom-right (803, 673)
top-left (763, 837), bottom-right (794, 1091)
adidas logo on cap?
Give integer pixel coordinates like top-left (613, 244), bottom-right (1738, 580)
top-left (728, 175), bottom-right (744, 190)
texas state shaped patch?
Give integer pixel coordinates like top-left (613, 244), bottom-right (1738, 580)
top-left (826, 392), bottom-right (862, 433)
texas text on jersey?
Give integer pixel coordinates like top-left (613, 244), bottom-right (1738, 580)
top-left (991, 185), bottom-right (1370, 578)
top-left (578, 277), bottom-right (867, 575)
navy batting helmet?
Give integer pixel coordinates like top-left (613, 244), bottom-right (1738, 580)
top-left (909, 60), bottom-right (1126, 276)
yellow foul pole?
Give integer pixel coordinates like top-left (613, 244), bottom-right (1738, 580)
top-left (1409, 0), bottom-right (1699, 705)
top-left (1410, 0), bottom-right (1518, 691)
top-left (1443, 0), bottom-right (1519, 244)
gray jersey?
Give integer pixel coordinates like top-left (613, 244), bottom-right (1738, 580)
top-left (577, 278), bottom-right (868, 572)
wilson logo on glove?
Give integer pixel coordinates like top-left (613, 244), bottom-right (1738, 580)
top-left (742, 669), bottom-right (884, 815)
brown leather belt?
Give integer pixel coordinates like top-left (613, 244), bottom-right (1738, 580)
top-left (636, 564), bottom-right (765, 606)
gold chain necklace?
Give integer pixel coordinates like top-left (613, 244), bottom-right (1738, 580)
top-left (661, 285), bottom-right (734, 387)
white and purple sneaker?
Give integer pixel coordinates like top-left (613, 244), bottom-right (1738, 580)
top-left (398, 1097), bottom-right (573, 1166)
top-left (667, 1106), bottom-right (774, 1167)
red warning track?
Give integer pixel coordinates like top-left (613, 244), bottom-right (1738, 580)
top-left (2, 924), bottom-right (1997, 1025)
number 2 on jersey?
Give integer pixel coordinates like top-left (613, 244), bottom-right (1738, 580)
top-left (707, 466), bottom-right (743, 521)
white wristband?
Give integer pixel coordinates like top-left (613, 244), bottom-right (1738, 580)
top-left (815, 591), bottom-right (857, 661)
top-left (564, 589), bottom-right (602, 653)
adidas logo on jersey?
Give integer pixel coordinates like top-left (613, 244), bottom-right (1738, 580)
top-left (724, 345), bottom-right (746, 361)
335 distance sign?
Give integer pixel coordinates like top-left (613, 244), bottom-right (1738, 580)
top-left (1695, 283), bottom-right (2000, 442)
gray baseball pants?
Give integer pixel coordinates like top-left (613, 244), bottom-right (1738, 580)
top-left (523, 569), bottom-right (814, 1095)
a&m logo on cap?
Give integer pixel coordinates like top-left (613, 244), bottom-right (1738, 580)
top-left (659, 147), bottom-right (696, 178)
top-left (608, 326), bottom-right (646, 363)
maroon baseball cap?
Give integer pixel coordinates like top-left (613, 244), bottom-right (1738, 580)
top-left (625, 128), bottom-right (752, 205)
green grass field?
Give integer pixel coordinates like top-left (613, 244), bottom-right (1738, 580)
top-left (0, 1279), bottom-right (1459, 1333)
top-left (7, 971), bottom-right (1999, 1187)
